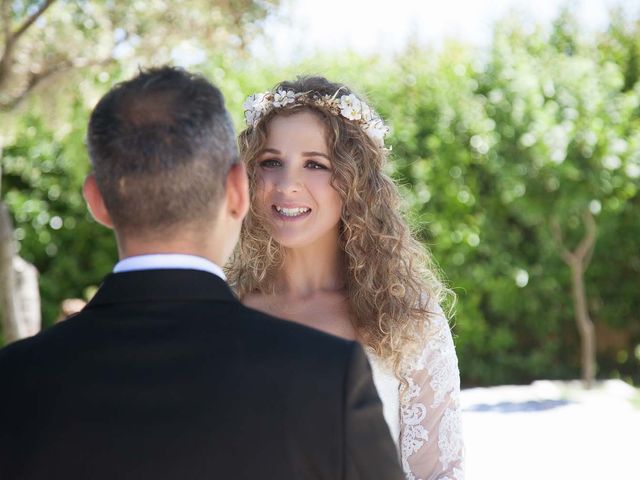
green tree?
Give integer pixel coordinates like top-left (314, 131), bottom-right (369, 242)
top-left (0, 0), bottom-right (278, 110)
top-left (0, 0), bottom-right (279, 343)
top-left (373, 16), bottom-right (640, 386)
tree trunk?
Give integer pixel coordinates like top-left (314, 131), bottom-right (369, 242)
top-left (568, 260), bottom-right (596, 389)
top-left (0, 200), bottom-right (41, 344)
top-left (0, 200), bottom-right (20, 341)
top-left (551, 210), bottom-right (598, 389)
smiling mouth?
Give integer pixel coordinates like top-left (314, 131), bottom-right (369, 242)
top-left (273, 205), bottom-right (312, 218)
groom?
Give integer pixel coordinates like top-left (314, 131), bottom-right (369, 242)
top-left (0, 67), bottom-right (402, 480)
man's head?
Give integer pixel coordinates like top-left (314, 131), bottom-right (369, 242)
top-left (83, 66), bottom-right (248, 263)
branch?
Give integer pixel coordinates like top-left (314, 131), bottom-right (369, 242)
top-left (0, 0), bottom-right (57, 92)
top-left (11, 0), bottom-right (57, 44)
top-left (1, 0), bottom-right (10, 42)
top-left (578, 209), bottom-right (597, 269)
top-left (550, 209), bottom-right (598, 270)
top-left (0, 59), bottom-right (71, 111)
top-left (550, 216), bottom-right (574, 265)
top-left (0, 54), bottom-right (115, 111)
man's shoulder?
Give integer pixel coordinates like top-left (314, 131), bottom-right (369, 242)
top-left (0, 333), bottom-right (33, 369)
top-left (0, 301), bottom-right (362, 380)
top-left (231, 302), bottom-right (358, 357)
top-left (233, 301), bottom-right (355, 344)
top-left (0, 316), bottom-right (79, 370)
top-left (0, 329), bottom-right (50, 392)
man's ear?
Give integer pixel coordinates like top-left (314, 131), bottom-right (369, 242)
top-left (82, 174), bottom-right (114, 229)
top-left (224, 162), bottom-right (249, 221)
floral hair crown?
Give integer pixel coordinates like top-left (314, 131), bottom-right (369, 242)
top-left (242, 88), bottom-right (390, 147)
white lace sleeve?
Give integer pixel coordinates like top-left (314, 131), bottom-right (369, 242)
top-left (399, 304), bottom-right (464, 480)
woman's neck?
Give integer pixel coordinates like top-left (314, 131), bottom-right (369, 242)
top-left (276, 240), bottom-right (344, 298)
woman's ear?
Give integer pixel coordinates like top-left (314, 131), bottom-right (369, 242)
top-left (82, 174), bottom-right (114, 228)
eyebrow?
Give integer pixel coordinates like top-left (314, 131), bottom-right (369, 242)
top-left (259, 148), bottom-right (280, 155)
top-left (259, 148), bottom-right (330, 160)
top-left (302, 151), bottom-right (330, 160)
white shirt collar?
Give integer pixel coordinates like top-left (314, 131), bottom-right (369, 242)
top-left (113, 254), bottom-right (226, 281)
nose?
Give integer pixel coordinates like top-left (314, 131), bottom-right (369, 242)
top-left (275, 166), bottom-right (302, 194)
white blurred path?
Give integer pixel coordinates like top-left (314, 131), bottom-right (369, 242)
top-left (461, 380), bottom-right (640, 480)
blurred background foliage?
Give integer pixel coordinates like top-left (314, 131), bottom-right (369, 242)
top-left (1, 1), bottom-right (639, 386)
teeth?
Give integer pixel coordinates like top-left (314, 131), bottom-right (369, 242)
top-left (275, 206), bottom-right (310, 217)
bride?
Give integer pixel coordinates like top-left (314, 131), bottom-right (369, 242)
top-left (228, 76), bottom-right (464, 480)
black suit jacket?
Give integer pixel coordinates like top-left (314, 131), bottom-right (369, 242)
top-left (0, 269), bottom-right (403, 480)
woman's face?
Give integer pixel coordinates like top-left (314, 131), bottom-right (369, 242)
top-left (254, 110), bottom-right (343, 250)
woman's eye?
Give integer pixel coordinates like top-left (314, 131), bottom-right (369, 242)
top-left (306, 160), bottom-right (329, 170)
top-left (259, 159), bottom-right (281, 168)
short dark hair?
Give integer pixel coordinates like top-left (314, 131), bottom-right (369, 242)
top-left (87, 66), bottom-right (237, 236)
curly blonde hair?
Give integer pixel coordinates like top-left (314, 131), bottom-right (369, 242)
top-left (227, 76), bottom-right (452, 379)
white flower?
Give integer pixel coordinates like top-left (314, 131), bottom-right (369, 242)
top-left (257, 94), bottom-right (272, 112)
top-left (364, 120), bottom-right (389, 146)
top-left (242, 88), bottom-right (389, 147)
top-left (273, 89), bottom-right (296, 107)
top-left (339, 94), bottom-right (362, 120)
top-left (339, 93), bottom-right (358, 107)
top-left (243, 92), bottom-right (272, 126)
top-left (242, 96), bottom-right (254, 112)
top-left (243, 92), bottom-right (266, 112)
top-left (244, 109), bottom-right (258, 126)
top-left (360, 102), bottom-right (373, 122)
top-left (342, 106), bottom-right (362, 120)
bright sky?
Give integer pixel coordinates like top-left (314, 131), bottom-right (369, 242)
top-left (252, 0), bottom-right (639, 61)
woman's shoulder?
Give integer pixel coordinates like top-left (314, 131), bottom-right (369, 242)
top-left (400, 299), bottom-right (457, 372)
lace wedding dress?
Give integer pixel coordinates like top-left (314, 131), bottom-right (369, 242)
top-left (365, 304), bottom-right (464, 480)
